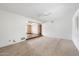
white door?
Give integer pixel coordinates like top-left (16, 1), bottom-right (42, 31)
top-left (72, 9), bottom-right (79, 51)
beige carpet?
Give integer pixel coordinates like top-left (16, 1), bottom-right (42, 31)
top-left (0, 37), bottom-right (79, 56)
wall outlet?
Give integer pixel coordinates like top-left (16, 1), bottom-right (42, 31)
top-left (21, 37), bottom-right (25, 40)
top-left (13, 40), bottom-right (16, 42)
top-left (9, 40), bottom-right (11, 42)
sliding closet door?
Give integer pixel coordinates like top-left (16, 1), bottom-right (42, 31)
top-left (38, 24), bottom-right (42, 35)
top-left (27, 24), bottom-right (32, 34)
top-left (32, 23), bottom-right (42, 35)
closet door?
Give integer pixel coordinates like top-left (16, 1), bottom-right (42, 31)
top-left (38, 24), bottom-right (42, 35)
top-left (27, 24), bottom-right (32, 34)
top-left (32, 23), bottom-right (42, 35)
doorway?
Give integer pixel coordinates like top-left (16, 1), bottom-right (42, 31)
top-left (72, 9), bottom-right (79, 51)
top-left (26, 21), bottom-right (42, 39)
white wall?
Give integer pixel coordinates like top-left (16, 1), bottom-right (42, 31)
top-left (0, 10), bottom-right (27, 47)
top-left (42, 19), bottom-right (72, 39)
top-left (42, 4), bottom-right (78, 40)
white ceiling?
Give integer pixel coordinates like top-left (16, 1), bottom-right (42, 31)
top-left (0, 3), bottom-right (77, 17)
top-left (0, 3), bottom-right (79, 22)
